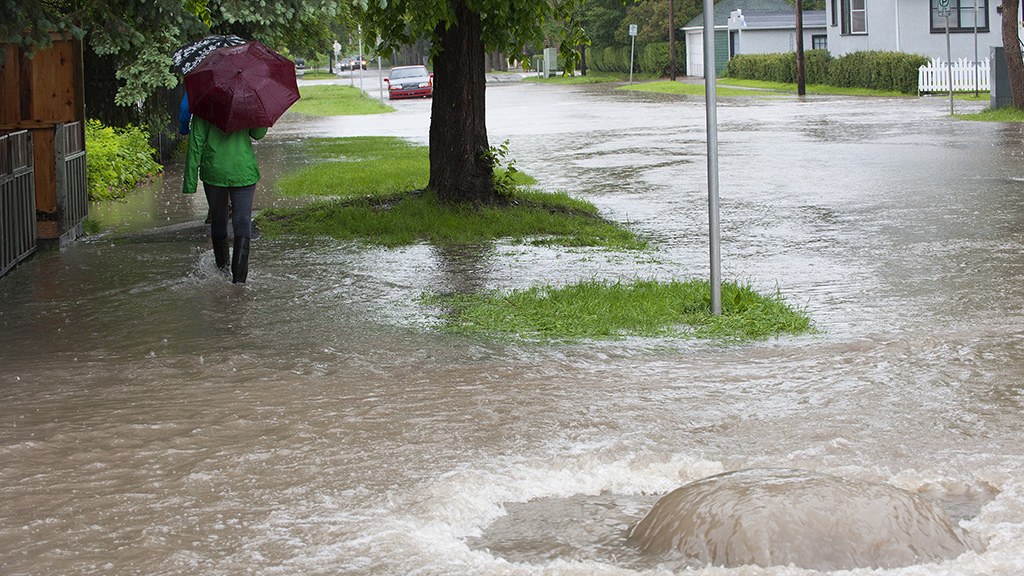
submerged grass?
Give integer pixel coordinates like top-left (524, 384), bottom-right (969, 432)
top-left (425, 278), bottom-right (814, 342)
top-left (260, 136), bottom-right (811, 343)
top-left (276, 136), bottom-right (429, 198)
top-left (956, 106), bottom-right (1024, 122)
top-left (620, 80), bottom-right (780, 97)
top-left (290, 85), bottom-right (394, 116)
top-left (257, 188), bottom-right (645, 249)
top-left (523, 71), bottom-right (657, 84)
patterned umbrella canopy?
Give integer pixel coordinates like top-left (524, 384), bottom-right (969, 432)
top-left (172, 34), bottom-right (248, 75)
top-left (184, 41), bottom-right (300, 133)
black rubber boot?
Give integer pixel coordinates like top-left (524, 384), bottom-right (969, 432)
top-left (231, 236), bottom-right (251, 284)
top-left (212, 238), bottom-right (230, 272)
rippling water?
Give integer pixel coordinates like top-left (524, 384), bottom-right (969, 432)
top-left (3, 79), bottom-right (1024, 575)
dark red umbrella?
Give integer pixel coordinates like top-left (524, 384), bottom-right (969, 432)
top-left (184, 41), bottom-right (300, 133)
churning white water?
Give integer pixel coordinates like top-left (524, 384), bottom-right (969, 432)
top-left (3, 79), bottom-right (1024, 575)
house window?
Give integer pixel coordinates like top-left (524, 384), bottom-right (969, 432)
top-left (830, 0), bottom-right (838, 26)
top-left (812, 35), bottom-right (828, 50)
top-left (840, 0), bottom-right (867, 34)
top-left (930, 0), bottom-right (989, 32)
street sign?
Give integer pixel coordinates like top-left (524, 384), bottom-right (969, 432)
top-left (629, 25), bottom-right (638, 36)
top-left (938, 6), bottom-right (953, 16)
top-left (938, 0), bottom-right (950, 7)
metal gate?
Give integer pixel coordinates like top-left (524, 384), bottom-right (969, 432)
top-left (0, 130), bottom-right (36, 277)
top-left (56, 121), bottom-right (88, 235)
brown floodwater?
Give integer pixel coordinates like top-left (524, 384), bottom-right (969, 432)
top-left (2, 76), bottom-right (1023, 575)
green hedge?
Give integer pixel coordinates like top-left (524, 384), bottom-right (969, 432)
top-left (726, 50), bottom-right (929, 94)
top-left (85, 119), bottom-right (162, 201)
top-left (828, 50), bottom-right (929, 94)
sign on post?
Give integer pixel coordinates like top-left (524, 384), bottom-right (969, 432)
top-left (629, 25), bottom-right (637, 84)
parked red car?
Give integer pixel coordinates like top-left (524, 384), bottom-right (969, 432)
top-left (384, 65), bottom-right (433, 99)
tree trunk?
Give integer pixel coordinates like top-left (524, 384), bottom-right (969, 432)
top-left (796, 0), bottom-right (805, 95)
top-left (428, 0), bottom-right (496, 205)
top-left (1003, 0), bottom-right (1024, 108)
top-left (669, 0), bottom-right (677, 81)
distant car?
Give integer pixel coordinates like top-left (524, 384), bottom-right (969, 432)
top-left (295, 58), bottom-right (305, 69)
top-left (354, 56), bottom-right (368, 70)
top-left (339, 58), bottom-right (352, 71)
top-left (384, 65), bottom-right (433, 100)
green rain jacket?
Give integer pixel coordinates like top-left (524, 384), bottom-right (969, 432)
top-left (182, 116), bottom-right (268, 194)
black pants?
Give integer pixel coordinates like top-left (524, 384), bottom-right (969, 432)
top-left (204, 183), bottom-right (255, 240)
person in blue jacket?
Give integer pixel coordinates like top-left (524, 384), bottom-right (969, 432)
top-left (179, 94), bottom-right (191, 135)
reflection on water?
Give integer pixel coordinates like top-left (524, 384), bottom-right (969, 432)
top-left (3, 82), bottom-right (1024, 575)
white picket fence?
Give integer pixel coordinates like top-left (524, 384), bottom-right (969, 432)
top-left (918, 57), bottom-right (989, 93)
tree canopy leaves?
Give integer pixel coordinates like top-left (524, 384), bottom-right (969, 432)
top-left (2, 0), bottom-right (351, 115)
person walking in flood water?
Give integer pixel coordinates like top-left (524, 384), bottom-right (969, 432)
top-left (178, 40), bottom-right (300, 284)
top-left (181, 116), bottom-right (266, 284)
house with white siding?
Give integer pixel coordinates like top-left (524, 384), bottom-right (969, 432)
top-left (684, 0), bottom-right (1017, 79)
top-left (825, 0), bottom-right (1003, 62)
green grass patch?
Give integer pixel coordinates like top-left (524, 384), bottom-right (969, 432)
top-left (424, 278), bottom-right (814, 342)
top-left (955, 106), bottom-right (1024, 122)
top-left (257, 188), bottom-right (645, 249)
top-left (290, 85), bottom-right (394, 116)
top-left (620, 80), bottom-right (779, 97)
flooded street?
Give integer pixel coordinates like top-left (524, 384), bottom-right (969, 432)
top-left (3, 78), bottom-right (1024, 575)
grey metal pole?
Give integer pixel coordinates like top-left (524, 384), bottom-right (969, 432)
top-left (703, 0), bottom-right (722, 315)
top-left (629, 35), bottom-right (635, 85)
top-left (946, 15), bottom-right (953, 115)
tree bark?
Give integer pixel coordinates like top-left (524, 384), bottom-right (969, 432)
top-left (428, 0), bottom-right (496, 205)
top-left (1002, 0), bottom-right (1024, 108)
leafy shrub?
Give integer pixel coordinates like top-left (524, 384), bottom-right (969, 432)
top-left (638, 42), bottom-right (686, 76)
top-left (726, 49), bottom-right (927, 94)
top-left (85, 119), bottom-right (162, 201)
top-left (829, 50), bottom-right (929, 94)
top-left (587, 46), bottom-right (633, 73)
